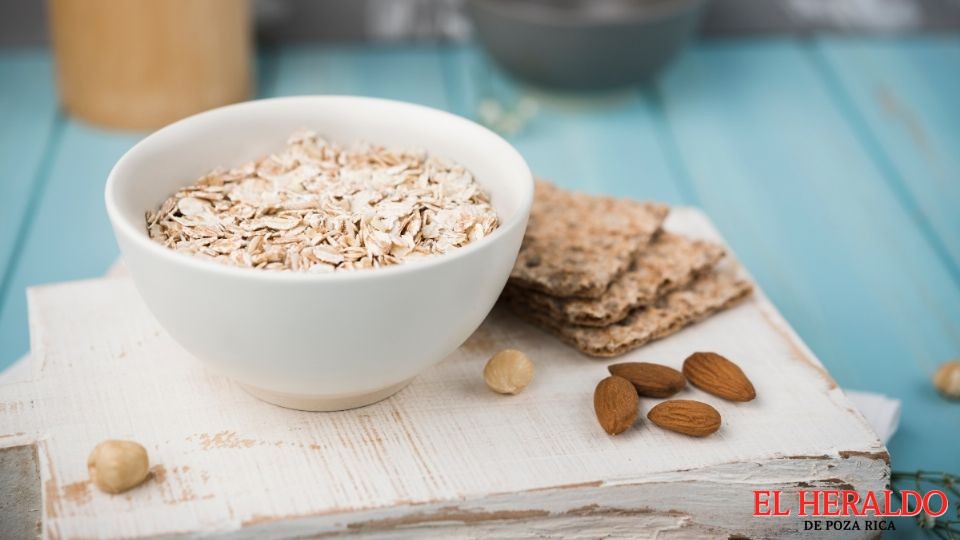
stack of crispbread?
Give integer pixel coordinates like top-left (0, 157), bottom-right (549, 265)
top-left (504, 181), bottom-right (753, 357)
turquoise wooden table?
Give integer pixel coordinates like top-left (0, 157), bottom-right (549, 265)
top-left (1, 36), bottom-right (958, 503)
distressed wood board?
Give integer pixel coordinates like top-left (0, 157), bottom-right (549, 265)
top-left (0, 208), bottom-right (889, 539)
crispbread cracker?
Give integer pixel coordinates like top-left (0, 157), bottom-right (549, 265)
top-left (510, 181), bottom-right (668, 299)
top-left (506, 233), bottom-right (725, 327)
top-left (511, 268), bottom-right (753, 357)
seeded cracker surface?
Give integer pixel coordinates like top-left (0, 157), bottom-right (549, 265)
top-left (509, 181), bottom-right (669, 299)
top-left (146, 130), bottom-right (499, 272)
top-left (510, 267), bottom-right (753, 357)
top-left (505, 233), bottom-right (726, 327)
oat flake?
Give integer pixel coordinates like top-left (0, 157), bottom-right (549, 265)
top-left (146, 130), bottom-right (499, 272)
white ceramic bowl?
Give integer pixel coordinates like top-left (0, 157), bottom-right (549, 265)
top-left (105, 96), bottom-right (533, 410)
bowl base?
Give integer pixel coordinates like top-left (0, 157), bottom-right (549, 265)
top-left (242, 378), bottom-right (413, 411)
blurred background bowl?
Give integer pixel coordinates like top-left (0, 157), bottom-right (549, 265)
top-left (467, 0), bottom-right (707, 90)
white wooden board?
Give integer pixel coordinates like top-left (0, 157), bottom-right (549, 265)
top-left (0, 209), bottom-right (889, 539)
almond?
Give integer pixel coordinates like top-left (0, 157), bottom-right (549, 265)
top-left (593, 376), bottom-right (639, 435)
top-left (608, 362), bottom-right (685, 398)
top-left (647, 400), bottom-right (721, 437)
top-left (682, 352), bottom-right (756, 402)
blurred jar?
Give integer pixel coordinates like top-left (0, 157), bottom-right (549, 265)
top-left (49, 0), bottom-right (253, 130)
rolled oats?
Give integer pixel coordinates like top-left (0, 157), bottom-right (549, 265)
top-left (146, 130), bottom-right (499, 272)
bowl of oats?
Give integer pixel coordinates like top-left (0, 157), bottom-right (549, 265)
top-left (105, 96), bottom-right (533, 411)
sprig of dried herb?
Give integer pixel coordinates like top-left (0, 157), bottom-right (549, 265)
top-left (891, 471), bottom-right (960, 539)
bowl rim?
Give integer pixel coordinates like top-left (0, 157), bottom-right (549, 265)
top-left (467, 0), bottom-right (706, 27)
top-left (105, 95), bottom-right (534, 283)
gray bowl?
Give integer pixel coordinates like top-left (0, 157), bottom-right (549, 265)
top-left (467, 0), bottom-right (706, 90)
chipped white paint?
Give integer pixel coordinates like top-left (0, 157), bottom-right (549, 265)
top-left (0, 209), bottom-right (888, 538)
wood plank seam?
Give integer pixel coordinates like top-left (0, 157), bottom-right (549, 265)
top-left (803, 39), bottom-right (960, 289)
top-left (0, 114), bottom-right (66, 320)
top-left (811, 37), bottom-right (960, 280)
top-left (0, 53), bottom-right (61, 286)
top-left (653, 41), bottom-right (960, 481)
top-left (642, 85), bottom-right (702, 206)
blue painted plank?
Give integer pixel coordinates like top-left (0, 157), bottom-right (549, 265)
top-left (276, 45), bottom-right (678, 195)
top-left (274, 44), bottom-right (687, 203)
top-left (0, 48), bottom-right (449, 368)
top-left (0, 51), bottom-right (285, 369)
top-left (271, 44), bottom-right (449, 108)
top-left (0, 122), bottom-right (139, 368)
top-left (814, 37), bottom-right (960, 277)
top-left (658, 40), bottom-right (960, 473)
top-left (0, 52), bottom-right (59, 296)
top-left (442, 47), bottom-right (687, 204)
top-left (2, 44), bottom-right (956, 501)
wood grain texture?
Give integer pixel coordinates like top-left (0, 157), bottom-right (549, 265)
top-left (0, 41), bottom-right (955, 538)
top-left (0, 50), bottom-right (284, 371)
top-left (0, 122), bottom-right (138, 371)
top-left (814, 36), bottom-right (960, 274)
top-left (0, 445), bottom-right (41, 539)
top-left (0, 53), bottom-right (59, 299)
top-left (656, 40), bottom-right (960, 472)
top-left (0, 209), bottom-right (888, 538)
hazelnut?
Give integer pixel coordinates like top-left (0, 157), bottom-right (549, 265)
top-left (483, 349), bottom-right (534, 395)
top-left (933, 360), bottom-right (960, 400)
top-left (87, 440), bottom-right (150, 494)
